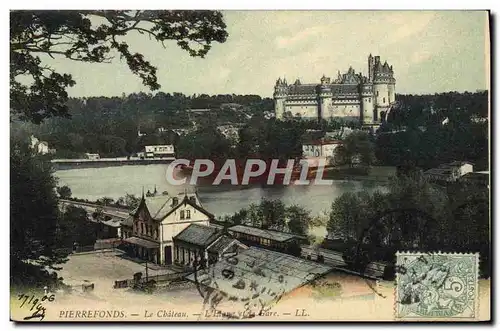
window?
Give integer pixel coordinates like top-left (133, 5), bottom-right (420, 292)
top-left (369, 98), bottom-right (371, 102)
top-left (186, 210), bottom-right (191, 219)
top-left (140, 223), bottom-right (144, 234)
top-left (376, 91), bottom-right (379, 97)
top-left (383, 97), bottom-right (386, 103)
top-left (180, 210), bottom-right (185, 220)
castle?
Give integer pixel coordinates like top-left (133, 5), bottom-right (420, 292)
top-left (273, 54), bottom-right (396, 126)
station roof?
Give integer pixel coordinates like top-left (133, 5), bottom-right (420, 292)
top-left (185, 247), bottom-right (332, 312)
top-left (228, 225), bottom-right (296, 242)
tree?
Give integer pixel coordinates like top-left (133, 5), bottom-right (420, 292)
top-left (285, 205), bottom-right (310, 235)
top-left (56, 185), bottom-right (72, 199)
top-left (176, 122), bottom-right (233, 161)
top-left (57, 205), bottom-right (98, 247)
top-left (10, 137), bottom-right (68, 287)
top-left (342, 131), bottom-right (375, 167)
top-left (11, 10), bottom-right (228, 123)
top-left (124, 193), bottom-right (141, 208)
top-left (97, 197), bottom-right (114, 206)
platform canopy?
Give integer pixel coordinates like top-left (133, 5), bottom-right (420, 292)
top-left (123, 236), bottom-right (159, 249)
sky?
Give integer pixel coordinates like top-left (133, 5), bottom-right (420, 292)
top-left (39, 11), bottom-right (489, 98)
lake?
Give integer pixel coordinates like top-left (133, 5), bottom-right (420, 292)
top-left (55, 164), bottom-right (387, 217)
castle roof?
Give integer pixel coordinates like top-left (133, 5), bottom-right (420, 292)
top-left (286, 83), bottom-right (360, 95)
top-left (287, 84), bottom-right (317, 95)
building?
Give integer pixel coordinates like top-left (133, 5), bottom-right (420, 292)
top-left (186, 246), bottom-right (332, 312)
top-left (121, 192), bottom-right (214, 265)
top-left (302, 139), bottom-right (343, 167)
top-left (424, 161), bottom-right (474, 183)
top-left (30, 136), bottom-right (50, 155)
top-left (274, 54), bottom-right (396, 127)
top-left (144, 145), bottom-right (175, 158)
top-left (84, 153), bottom-right (100, 160)
top-left (172, 223), bottom-right (247, 267)
top-left (228, 225), bottom-right (304, 253)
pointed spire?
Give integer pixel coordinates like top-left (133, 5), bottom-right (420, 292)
top-left (142, 186), bottom-right (145, 199)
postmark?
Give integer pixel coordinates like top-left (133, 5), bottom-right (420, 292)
top-left (395, 252), bottom-right (479, 320)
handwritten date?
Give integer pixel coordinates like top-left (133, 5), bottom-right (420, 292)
top-left (17, 293), bottom-right (55, 321)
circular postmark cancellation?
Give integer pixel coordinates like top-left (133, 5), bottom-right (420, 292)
top-left (191, 243), bottom-right (290, 320)
top-left (395, 252), bottom-right (479, 319)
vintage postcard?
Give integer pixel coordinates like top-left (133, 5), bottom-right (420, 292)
top-left (9, 10), bottom-right (491, 322)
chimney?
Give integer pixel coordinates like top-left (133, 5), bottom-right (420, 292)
top-left (171, 197), bottom-right (179, 207)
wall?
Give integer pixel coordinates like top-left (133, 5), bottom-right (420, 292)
top-left (373, 83), bottom-right (389, 107)
top-left (274, 98), bottom-right (285, 119)
top-left (321, 144), bottom-right (341, 157)
top-left (159, 204), bottom-right (210, 264)
top-left (303, 145), bottom-right (322, 157)
top-left (327, 102), bottom-right (361, 120)
top-left (284, 103), bottom-right (318, 118)
top-left (361, 96), bottom-right (374, 123)
top-left (388, 83), bottom-right (396, 104)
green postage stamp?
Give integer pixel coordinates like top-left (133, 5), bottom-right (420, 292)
top-left (395, 252), bottom-right (479, 320)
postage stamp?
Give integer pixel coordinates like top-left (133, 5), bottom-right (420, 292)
top-left (395, 252), bottom-right (479, 320)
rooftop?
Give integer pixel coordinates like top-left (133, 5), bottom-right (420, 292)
top-left (186, 246), bottom-right (332, 310)
top-left (207, 235), bottom-right (238, 254)
top-left (228, 225), bottom-right (296, 242)
top-left (173, 223), bottom-right (220, 247)
top-left (131, 191), bottom-right (206, 221)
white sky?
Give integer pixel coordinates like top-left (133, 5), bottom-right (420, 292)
top-left (23, 10), bottom-right (491, 97)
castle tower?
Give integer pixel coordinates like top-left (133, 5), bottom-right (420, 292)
top-left (317, 75), bottom-right (332, 120)
top-left (359, 77), bottom-right (374, 124)
top-left (371, 56), bottom-right (395, 122)
top-left (368, 54), bottom-right (374, 82)
top-left (273, 77), bottom-right (287, 119)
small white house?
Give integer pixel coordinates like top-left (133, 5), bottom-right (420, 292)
top-left (85, 153), bottom-right (100, 160)
top-left (144, 145), bottom-right (175, 158)
top-left (424, 161), bottom-right (474, 182)
top-left (30, 136), bottom-right (49, 155)
top-left (302, 139), bottom-right (343, 166)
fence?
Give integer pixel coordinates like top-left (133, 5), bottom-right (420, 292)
top-left (94, 238), bottom-right (122, 250)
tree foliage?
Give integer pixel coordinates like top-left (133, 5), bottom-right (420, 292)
top-left (56, 185), bottom-right (72, 199)
top-left (342, 131), bottom-right (375, 167)
top-left (327, 174), bottom-right (490, 277)
top-left (222, 198), bottom-right (312, 235)
top-left (10, 137), bottom-right (68, 287)
top-left (379, 91), bottom-right (489, 171)
top-left (57, 205), bottom-right (98, 247)
top-left (10, 10), bottom-right (228, 123)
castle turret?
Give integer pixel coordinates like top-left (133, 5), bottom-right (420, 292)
top-left (359, 78), bottom-right (374, 124)
top-left (317, 75), bottom-right (332, 120)
top-left (371, 55), bottom-right (395, 122)
top-left (368, 54), bottom-right (374, 82)
top-left (274, 77), bottom-right (288, 119)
